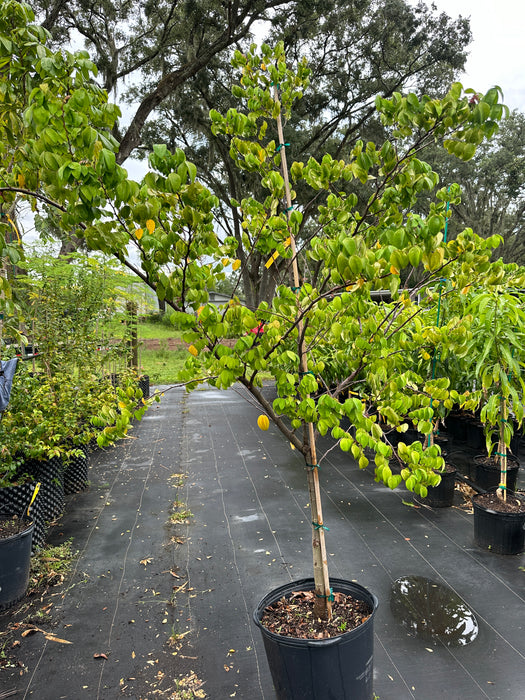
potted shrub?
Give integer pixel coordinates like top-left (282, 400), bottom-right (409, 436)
top-left (170, 44), bottom-right (505, 696)
top-left (0, 19), bottom-right (508, 695)
top-left (461, 284), bottom-right (525, 553)
top-left (0, 363), bottom-right (156, 547)
top-left (8, 251), bottom-right (157, 497)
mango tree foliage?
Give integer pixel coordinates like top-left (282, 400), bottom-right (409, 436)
top-left (458, 277), bottom-right (525, 499)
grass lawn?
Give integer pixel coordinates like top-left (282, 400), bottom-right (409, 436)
top-left (139, 346), bottom-right (188, 384)
top-left (103, 319), bottom-right (189, 384)
top-left (105, 319), bottom-right (183, 341)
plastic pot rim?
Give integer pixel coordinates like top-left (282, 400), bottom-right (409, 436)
top-left (253, 577), bottom-right (378, 648)
top-left (472, 490), bottom-right (525, 516)
top-left (0, 518), bottom-right (34, 545)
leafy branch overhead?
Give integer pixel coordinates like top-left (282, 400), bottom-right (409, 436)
top-left (4, 1), bottom-right (525, 620)
top-left (0, 7), bottom-right (515, 484)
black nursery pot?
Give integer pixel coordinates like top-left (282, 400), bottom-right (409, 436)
top-left (0, 483), bottom-right (46, 552)
top-left (472, 492), bottom-right (525, 555)
top-left (415, 467), bottom-right (457, 508)
top-left (253, 578), bottom-right (378, 700)
top-left (63, 446), bottom-right (89, 494)
top-left (0, 516), bottom-right (34, 611)
top-left (138, 374), bottom-right (150, 399)
top-left (471, 455), bottom-right (519, 492)
top-left (22, 456), bottom-right (64, 521)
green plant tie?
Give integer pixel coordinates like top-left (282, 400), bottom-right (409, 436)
top-left (498, 484), bottom-right (507, 490)
top-left (312, 521), bottom-right (329, 531)
top-left (495, 452), bottom-right (506, 457)
top-left (315, 588), bottom-right (335, 602)
top-left (443, 195), bottom-right (450, 243)
top-left (285, 205), bottom-right (294, 211)
top-left (299, 371), bottom-right (315, 376)
top-left (307, 463), bottom-right (319, 470)
top-left (290, 285), bottom-right (301, 292)
top-left (276, 142), bottom-right (290, 152)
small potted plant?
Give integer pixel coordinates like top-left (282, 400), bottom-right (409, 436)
top-left (461, 283), bottom-right (525, 554)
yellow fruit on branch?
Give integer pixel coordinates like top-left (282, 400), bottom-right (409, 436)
top-left (257, 414), bottom-right (270, 431)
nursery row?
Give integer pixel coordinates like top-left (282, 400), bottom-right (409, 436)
top-left (0, 370), bottom-right (152, 611)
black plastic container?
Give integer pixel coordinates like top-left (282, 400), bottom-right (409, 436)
top-left (471, 456), bottom-right (519, 492)
top-left (472, 493), bottom-right (525, 555)
top-left (22, 456), bottom-right (64, 521)
top-left (0, 517), bottom-right (34, 610)
top-left (138, 374), bottom-right (150, 399)
top-left (446, 412), bottom-right (469, 441)
top-left (0, 483), bottom-right (46, 552)
top-left (253, 578), bottom-right (377, 700)
top-left (466, 420), bottom-right (484, 450)
top-left (63, 446), bottom-right (89, 494)
top-left (416, 467), bottom-right (457, 508)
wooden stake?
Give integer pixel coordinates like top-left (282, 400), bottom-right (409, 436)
top-left (498, 396), bottom-right (508, 502)
top-left (274, 86), bottom-right (332, 619)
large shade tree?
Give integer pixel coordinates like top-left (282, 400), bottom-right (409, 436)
top-left (422, 110), bottom-right (525, 264)
top-left (32, 0), bottom-right (473, 304)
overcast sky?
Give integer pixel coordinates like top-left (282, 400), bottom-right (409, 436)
top-left (413, 0), bottom-right (525, 111)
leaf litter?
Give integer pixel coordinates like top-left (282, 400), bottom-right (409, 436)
top-left (261, 589), bottom-right (372, 639)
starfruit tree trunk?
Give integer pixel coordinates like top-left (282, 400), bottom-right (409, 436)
top-left (274, 87), bottom-right (332, 620)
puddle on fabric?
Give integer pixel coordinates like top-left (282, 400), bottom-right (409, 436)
top-left (390, 575), bottom-right (478, 646)
top-left (232, 513), bottom-right (262, 523)
top-left (192, 393), bottom-right (237, 403)
top-left (238, 449), bottom-right (260, 458)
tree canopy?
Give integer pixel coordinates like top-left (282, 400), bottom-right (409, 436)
top-left (30, 0), bottom-right (475, 302)
top-left (423, 110), bottom-right (525, 264)
top-left (32, 0), bottom-right (307, 162)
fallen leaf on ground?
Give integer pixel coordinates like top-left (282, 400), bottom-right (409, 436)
top-left (140, 557), bottom-right (153, 567)
top-left (93, 653), bottom-right (108, 659)
top-left (20, 627), bottom-right (72, 644)
top-left (173, 581), bottom-right (188, 594)
top-left (44, 634), bottom-right (72, 644)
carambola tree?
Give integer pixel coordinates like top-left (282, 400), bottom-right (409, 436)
top-left (0, 4), bottom-right (508, 618)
